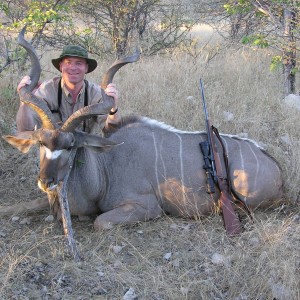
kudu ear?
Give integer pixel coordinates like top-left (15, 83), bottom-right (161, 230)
top-left (3, 132), bottom-right (37, 153)
top-left (74, 131), bottom-right (123, 153)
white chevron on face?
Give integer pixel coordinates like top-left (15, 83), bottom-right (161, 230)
top-left (44, 147), bottom-right (63, 160)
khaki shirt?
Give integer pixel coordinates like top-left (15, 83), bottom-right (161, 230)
top-left (34, 76), bottom-right (112, 133)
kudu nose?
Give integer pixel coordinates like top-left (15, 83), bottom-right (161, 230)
top-left (38, 177), bottom-right (57, 191)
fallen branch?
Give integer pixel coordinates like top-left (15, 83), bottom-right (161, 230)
top-left (57, 149), bottom-right (82, 262)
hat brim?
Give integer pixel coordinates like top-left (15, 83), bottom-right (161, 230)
top-left (52, 55), bottom-right (97, 73)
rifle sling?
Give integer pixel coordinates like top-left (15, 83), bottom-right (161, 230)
top-left (211, 126), bottom-right (253, 220)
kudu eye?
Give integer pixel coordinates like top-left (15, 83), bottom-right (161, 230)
top-left (66, 141), bottom-right (75, 151)
top-left (66, 137), bottom-right (75, 151)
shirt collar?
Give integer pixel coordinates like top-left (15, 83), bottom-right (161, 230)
top-left (61, 79), bottom-right (86, 102)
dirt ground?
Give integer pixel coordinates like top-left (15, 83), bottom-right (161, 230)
top-left (0, 149), bottom-right (299, 300)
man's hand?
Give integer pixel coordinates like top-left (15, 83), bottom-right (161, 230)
top-left (17, 75), bottom-right (42, 93)
top-left (17, 75), bottom-right (32, 92)
top-left (104, 83), bottom-right (119, 109)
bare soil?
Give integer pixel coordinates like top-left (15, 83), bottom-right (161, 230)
top-left (0, 149), bottom-right (299, 300)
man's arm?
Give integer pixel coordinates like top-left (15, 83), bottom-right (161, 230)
top-left (16, 76), bottom-right (42, 132)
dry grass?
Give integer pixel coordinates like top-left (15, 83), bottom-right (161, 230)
top-left (0, 27), bottom-right (299, 299)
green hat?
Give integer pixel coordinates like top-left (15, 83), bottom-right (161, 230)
top-left (52, 45), bottom-right (97, 73)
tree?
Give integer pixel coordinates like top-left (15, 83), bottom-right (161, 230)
top-left (0, 0), bottom-right (73, 74)
top-left (53, 0), bottom-right (194, 57)
top-left (0, 0), bottom-right (194, 69)
top-left (223, 0), bottom-right (300, 95)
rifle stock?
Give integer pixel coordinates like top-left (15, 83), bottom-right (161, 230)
top-left (219, 191), bottom-right (241, 235)
top-left (211, 140), bottom-right (242, 235)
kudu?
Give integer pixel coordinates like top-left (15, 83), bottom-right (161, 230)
top-left (2, 29), bottom-right (283, 232)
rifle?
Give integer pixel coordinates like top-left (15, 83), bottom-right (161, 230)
top-left (199, 79), bottom-right (242, 235)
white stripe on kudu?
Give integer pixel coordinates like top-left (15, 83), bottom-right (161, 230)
top-left (151, 131), bottom-right (163, 201)
top-left (174, 132), bottom-right (186, 202)
top-left (246, 142), bottom-right (260, 192)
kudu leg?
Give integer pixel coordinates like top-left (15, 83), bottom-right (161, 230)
top-left (94, 199), bottom-right (162, 230)
top-left (0, 197), bottom-right (48, 216)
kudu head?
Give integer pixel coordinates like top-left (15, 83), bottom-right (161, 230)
top-left (3, 27), bottom-right (140, 192)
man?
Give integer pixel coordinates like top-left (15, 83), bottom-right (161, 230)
top-left (16, 44), bottom-right (120, 133)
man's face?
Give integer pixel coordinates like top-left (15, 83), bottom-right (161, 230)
top-left (59, 57), bottom-right (88, 85)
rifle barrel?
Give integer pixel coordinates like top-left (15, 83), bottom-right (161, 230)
top-left (199, 79), bottom-right (210, 134)
top-left (199, 79), bottom-right (217, 183)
